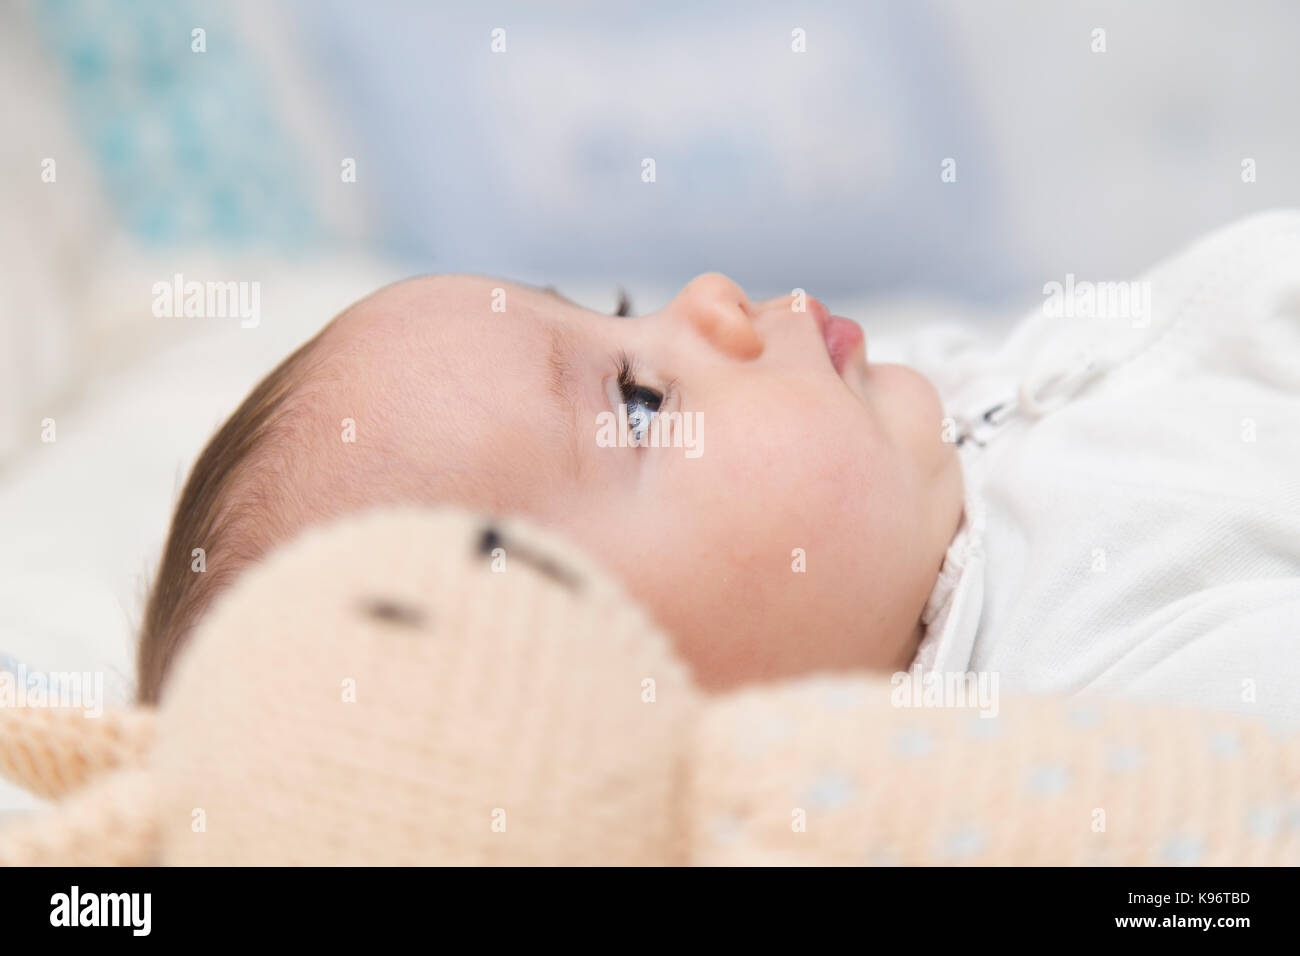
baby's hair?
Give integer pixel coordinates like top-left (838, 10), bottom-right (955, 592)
top-left (136, 329), bottom-right (329, 704)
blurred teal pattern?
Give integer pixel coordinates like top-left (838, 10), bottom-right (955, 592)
top-left (34, 0), bottom-right (321, 251)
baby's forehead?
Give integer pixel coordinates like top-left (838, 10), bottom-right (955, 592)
top-left (356, 274), bottom-right (564, 318)
top-left (319, 275), bottom-right (591, 390)
top-left (307, 273), bottom-right (583, 484)
top-left (306, 275), bottom-right (606, 468)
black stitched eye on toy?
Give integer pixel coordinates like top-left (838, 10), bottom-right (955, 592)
top-left (360, 598), bottom-right (427, 628)
top-left (477, 522), bottom-right (582, 592)
top-left (479, 526), bottom-right (502, 555)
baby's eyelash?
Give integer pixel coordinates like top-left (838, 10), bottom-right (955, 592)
top-left (613, 351), bottom-right (675, 408)
top-left (615, 351), bottom-right (637, 393)
top-left (614, 289), bottom-right (633, 317)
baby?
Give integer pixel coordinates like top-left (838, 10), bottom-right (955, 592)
top-left (137, 272), bottom-right (964, 701)
top-left (139, 212), bottom-right (1300, 727)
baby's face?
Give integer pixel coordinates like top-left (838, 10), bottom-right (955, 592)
top-left (297, 274), bottom-right (963, 688)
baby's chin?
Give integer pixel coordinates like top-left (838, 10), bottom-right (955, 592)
top-left (861, 364), bottom-right (948, 449)
top-left (866, 361), bottom-right (963, 506)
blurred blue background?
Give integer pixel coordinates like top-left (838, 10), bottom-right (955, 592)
top-left (13, 0), bottom-right (1300, 305)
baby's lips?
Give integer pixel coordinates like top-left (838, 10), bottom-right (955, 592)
top-left (804, 295), bottom-right (866, 374)
top-left (831, 314), bottom-right (867, 364)
top-left (822, 315), bottom-right (865, 375)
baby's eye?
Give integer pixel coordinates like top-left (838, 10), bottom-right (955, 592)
top-left (613, 354), bottom-right (665, 443)
top-left (621, 382), bottom-right (662, 440)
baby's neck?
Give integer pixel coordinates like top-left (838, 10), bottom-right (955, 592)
top-left (893, 619), bottom-right (927, 673)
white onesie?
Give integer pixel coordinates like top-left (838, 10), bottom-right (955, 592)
top-left (913, 210), bottom-right (1300, 729)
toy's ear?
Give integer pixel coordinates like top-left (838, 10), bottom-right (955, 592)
top-left (0, 769), bottom-right (158, 866)
top-left (0, 706), bottom-right (155, 800)
top-left (0, 707), bottom-right (158, 866)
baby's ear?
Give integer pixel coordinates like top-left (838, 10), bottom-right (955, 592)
top-left (152, 505), bottom-right (701, 865)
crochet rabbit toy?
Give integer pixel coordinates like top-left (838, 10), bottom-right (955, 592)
top-left (1, 506), bottom-right (1297, 865)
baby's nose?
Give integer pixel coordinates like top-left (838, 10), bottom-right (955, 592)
top-left (673, 273), bottom-right (762, 359)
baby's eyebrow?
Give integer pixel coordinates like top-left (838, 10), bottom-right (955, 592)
top-left (545, 324), bottom-right (586, 480)
top-left (545, 324), bottom-right (575, 405)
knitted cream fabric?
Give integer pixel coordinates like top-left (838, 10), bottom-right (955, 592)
top-left (151, 507), bottom-right (698, 865)
top-left (2, 504), bottom-right (1299, 865)
top-left (0, 706), bottom-right (153, 800)
top-left (690, 675), bottom-right (1300, 865)
top-left (0, 770), bottom-right (156, 866)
